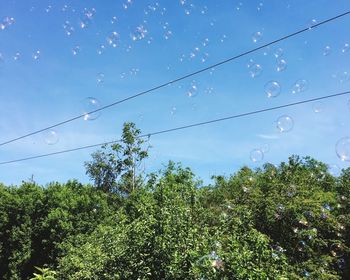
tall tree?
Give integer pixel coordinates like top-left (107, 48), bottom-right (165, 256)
top-left (85, 122), bottom-right (149, 194)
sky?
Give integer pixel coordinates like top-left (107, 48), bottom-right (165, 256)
top-left (0, 0), bottom-right (350, 186)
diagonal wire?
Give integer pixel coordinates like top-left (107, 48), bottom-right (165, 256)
top-left (1, 90), bottom-right (349, 165)
top-left (0, 10), bottom-right (350, 147)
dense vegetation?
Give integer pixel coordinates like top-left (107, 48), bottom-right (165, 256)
top-left (0, 124), bottom-right (349, 279)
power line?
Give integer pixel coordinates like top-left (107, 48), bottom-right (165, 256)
top-left (1, 90), bottom-right (349, 166)
top-left (1, 10), bottom-right (350, 147)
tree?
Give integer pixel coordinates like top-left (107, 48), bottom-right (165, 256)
top-left (85, 122), bottom-right (149, 194)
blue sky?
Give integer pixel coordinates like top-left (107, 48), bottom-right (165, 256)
top-left (0, 0), bottom-right (350, 186)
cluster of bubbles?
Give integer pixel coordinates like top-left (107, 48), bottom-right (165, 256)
top-left (0, 16), bottom-right (15, 30)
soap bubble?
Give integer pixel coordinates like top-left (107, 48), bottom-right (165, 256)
top-left (329, 164), bottom-right (341, 176)
top-left (338, 259), bottom-right (346, 270)
top-left (187, 81), bottom-right (198, 97)
top-left (44, 130), bottom-right (59, 145)
top-left (257, 2), bottom-right (263, 12)
top-left (107, 31), bottom-right (119, 47)
top-left (13, 52), bottom-right (20, 61)
top-left (72, 46), bottom-right (80, 56)
top-left (252, 31), bottom-right (263, 43)
top-left (130, 25), bottom-right (148, 41)
top-left (341, 43), bottom-right (349, 54)
top-left (339, 71), bottom-right (350, 83)
top-left (297, 240), bottom-right (306, 252)
top-left (312, 102), bottom-right (323, 113)
top-left (32, 50), bottom-right (41, 60)
top-left (110, 16), bottom-right (117, 24)
top-left (249, 63), bottom-right (263, 78)
top-left (261, 144), bottom-right (270, 153)
top-left (82, 97), bottom-right (101, 121)
top-left (79, 8), bottom-right (96, 29)
top-left (97, 45), bottom-right (105, 55)
top-left (323, 46), bottom-right (331, 56)
top-left (170, 106), bottom-right (177, 115)
top-left (250, 149), bottom-right (264, 162)
top-left (276, 115), bottom-right (294, 133)
top-left (0, 16), bottom-right (15, 30)
top-left (63, 21), bottom-right (74, 36)
top-left (96, 73), bottom-right (104, 85)
top-left (330, 243), bottom-right (344, 257)
top-left (265, 81), bottom-right (281, 98)
top-left (273, 48), bottom-right (283, 58)
top-left (336, 137), bottom-right (350, 161)
top-left (307, 19), bottom-right (318, 30)
top-left (291, 79), bottom-right (308, 94)
top-left (276, 59), bottom-right (287, 72)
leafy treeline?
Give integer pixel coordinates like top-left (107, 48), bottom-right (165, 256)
top-left (0, 123), bottom-right (349, 279)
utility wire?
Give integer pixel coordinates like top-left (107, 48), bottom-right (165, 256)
top-left (1, 10), bottom-right (350, 147)
top-left (1, 90), bottom-right (349, 165)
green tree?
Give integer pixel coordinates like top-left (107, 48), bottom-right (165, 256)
top-left (85, 122), bottom-right (149, 194)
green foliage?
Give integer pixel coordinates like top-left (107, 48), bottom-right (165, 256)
top-left (0, 155), bottom-right (349, 279)
top-left (29, 267), bottom-right (56, 280)
top-left (85, 122), bottom-right (149, 194)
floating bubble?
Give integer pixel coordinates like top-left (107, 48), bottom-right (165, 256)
top-left (96, 73), bottom-right (104, 85)
top-left (63, 21), bottom-right (74, 36)
top-left (170, 106), bottom-right (177, 115)
top-left (72, 46), bottom-right (80, 56)
top-left (187, 81), bottom-right (198, 97)
top-left (338, 259), bottom-right (346, 270)
top-left (297, 240), bottom-right (306, 252)
top-left (330, 243), bottom-right (344, 257)
top-left (107, 31), bottom-right (119, 47)
top-left (13, 52), bottom-right (20, 61)
top-left (250, 149), bottom-right (264, 162)
top-left (328, 164), bottom-right (340, 177)
top-left (249, 63), bottom-right (263, 78)
top-left (32, 50), bottom-right (41, 60)
top-left (307, 19), bottom-right (318, 29)
top-left (339, 71), bottom-right (350, 83)
top-left (273, 47), bottom-right (283, 58)
top-left (236, 2), bottom-right (243, 11)
top-left (252, 31), bottom-right (263, 43)
top-left (257, 2), bottom-right (263, 11)
top-left (261, 143), bottom-right (270, 153)
top-left (44, 130), bottom-right (59, 145)
top-left (110, 16), bottom-right (117, 24)
top-left (276, 115), bottom-right (294, 133)
top-left (323, 46), bottom-right (331, 56)
top-left (312, 101), bottom-right (323, 113)
top-left (303, 270), bottom-right (310, 277)
top-left (276, 59), bottom-right (287, 72)
top-left (79, 8), bottom-right (96, 29)
top-left (130, 25), bottom-right (148, 41)
top-left (163, 29), bottom-right (173, 40)
top-left (0, 16), bottom-right (15, 30)
top-left (204, 87), bottom-right (214, 94)
top-left (341, 43), bottom-right (349, 54)
top-left (97, 45), bottom-right (105, 55)
top-left (265, 81), bottom-right (281, 98)
top-left (336, 137), bottom-right (350, 161)
top-left (45, 5), bottom-right (52, 13)
top-left (291, 79), bottom-right (308, 94)
top-left (82, 97), bottom-right (101, 121)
